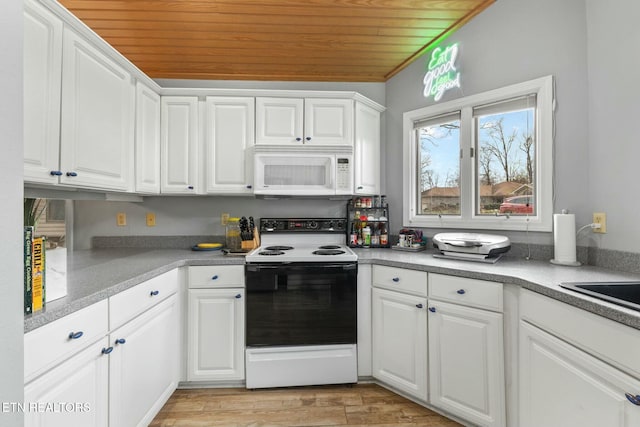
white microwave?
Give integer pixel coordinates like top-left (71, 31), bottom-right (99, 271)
top-left (253, 146), bottom-right (353, 196)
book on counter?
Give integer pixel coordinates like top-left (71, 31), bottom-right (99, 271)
top-left (23, 226), bottom-right (33, 315)
top-left (24, 227), bottom-right (46, 314)
top-left (32, 236), bottom-right (46, 312)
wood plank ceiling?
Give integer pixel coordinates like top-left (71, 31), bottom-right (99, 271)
top-left (59, 0), bottom-right (495, 82)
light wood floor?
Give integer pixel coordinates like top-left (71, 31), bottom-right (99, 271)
top-left (150, 383), bottom-right (462, 427)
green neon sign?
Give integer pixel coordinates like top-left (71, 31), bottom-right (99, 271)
top-left (423, 43), bottom-right (461, 101)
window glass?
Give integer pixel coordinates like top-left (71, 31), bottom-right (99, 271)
top-left (474, 96), bottom-right (536, 216)
top-left (416, 113), bottom-right (461, 215)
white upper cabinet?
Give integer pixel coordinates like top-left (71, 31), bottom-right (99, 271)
top-left (256, 97), bottom-right (354, 145)
top-left (304, 98), bottom-right (354, 145)
top-left (59, 27), bottom-right (135, 191)
top-left (354, 101), bottom-right (381, 195)
top-left (255, 97), bottom-right (303, 145)
top-left (204, 97), bottom-right (255, 194)
top-left (23, 0), bottom-right (63, 185)
top-left (160, 96), bottom-right (199, 194)
top-left (134, 82), bottom-right (161, 194)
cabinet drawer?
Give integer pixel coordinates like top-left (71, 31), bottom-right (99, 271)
top-left (372, 265), bottom-right (427, 297)
top-left (25, 299), bottom-right (108, 383)
top-left (109, 268), bottom-right (178, 330)
top-left (429, 273), bottom-right (503, 312)
top-left (188, 265), bottom-right (245, 288)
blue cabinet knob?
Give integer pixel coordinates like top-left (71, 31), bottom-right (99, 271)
top-left (392, 277), bottom-right (400, 282)
top-left (416, 303), bottom-right (423, 309)
top-left (101, 347), bottom-right (114, 355)
top-left (211, 275), bottom-right (219, 280)
top-left (625, 393), bottom-right (640, 406)
top-left (295, 137), bottom-right (302, 142)
top-left (150, 290), bottom-right (160, 296)
top-left (428, 307), bottom-right (436, 313)
top-left (235, 294), bottom-right (242, 299)
top-left (246, 185), bottom-right (252, 189)
top-left (187, 185), bottom-right (194, 190)
top-left (305, 137), bottom-right (311, 141)
top-left (457, 289), bottom-right (466, 295)
top-left (68, 331), bottom-right (83, 339)
top-left (50, 170), bottom-right (63, 176)
top-left (66, 171), bottom-right (77, 177)
top-left (115, 338), bottom-right (126, 345)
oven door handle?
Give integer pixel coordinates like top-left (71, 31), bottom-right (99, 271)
top-left (246, 263), bottom-right (357, 272)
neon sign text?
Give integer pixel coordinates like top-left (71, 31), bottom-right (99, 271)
top-left (423, 43), bottom-right (461, 101)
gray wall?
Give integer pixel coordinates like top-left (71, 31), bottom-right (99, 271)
top-left (586, 0), bottom-right (640, 253)
top-left (385, 0), bottom-right (590, 246)
top-left (1, 0), bottom-right (24, 424)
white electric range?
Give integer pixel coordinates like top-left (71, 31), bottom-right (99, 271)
top-left (244, 218), bottom-right (358, 389)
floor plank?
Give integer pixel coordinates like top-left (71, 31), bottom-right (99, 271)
top-left (150, 384), bottom-right (462, 426)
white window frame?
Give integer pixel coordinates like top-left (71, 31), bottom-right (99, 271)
top-left (403, 75), bottom-right (554, 232)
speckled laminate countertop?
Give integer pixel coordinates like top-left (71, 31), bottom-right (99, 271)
top-left (24, 247), bottom-right (640, 333)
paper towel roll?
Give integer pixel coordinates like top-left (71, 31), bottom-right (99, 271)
top-left (551, 213), bottom-right (580, 266)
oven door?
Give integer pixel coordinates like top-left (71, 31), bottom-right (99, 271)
top-left (245, 262), bottom-right (357, 347)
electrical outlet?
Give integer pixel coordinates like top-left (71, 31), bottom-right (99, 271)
top-left (146, 213), bottom-right (156, 227)
top-left (116, 212), bottom-right (127, 226)
top-left (593, 212), bottom-right (606, 233)
top-left (221, 213), bottom-right (230, 226)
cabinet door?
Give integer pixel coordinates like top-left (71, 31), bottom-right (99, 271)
top-left (354, 102), bottom-right (380, 194)
top-left (304, 98), bottom-right (354, 145)
top-left (24, 337), bottom-right (109, 427)
top-left (255, 97), bottom-right (303, 144)
top-left (109, 294), bottom-right (179, 427)
top-left (520, 321), bottom-right (640, 427)
top-left (59, 28), bottom-right (134, 191)
top-left (372, 287), bottom-right (427, 401)
top-left (187, 288), bottom-right (245, 381)
top-left (428, 300), bottom-right (505, 427)
top-left (135, 81), bottom-right (161, 194)
top-left (205, 97), bottom-right (254, 193)
top-left (160, 96), bottom-right (199, 193)
top-left (23, 0), bottom-right (63, 185)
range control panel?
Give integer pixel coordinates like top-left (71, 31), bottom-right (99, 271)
top-left (259, 218), bottom-right (347, 233)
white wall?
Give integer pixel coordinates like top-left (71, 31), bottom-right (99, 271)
top-left (385, 0), bottom-right (590, 245)
top-left (586, 0), bottom-right (640, 253)
top-left (0, 0), bottom-right (25, 424)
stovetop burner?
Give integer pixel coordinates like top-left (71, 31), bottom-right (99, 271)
top-left (264, 245), bottom-right (294, 251)
top-left (258, 250), bottom-right (285, 256)
top-left (312, 249), bottom-right (346, 256)
top-left (318, 245), bottom-right (341, 250)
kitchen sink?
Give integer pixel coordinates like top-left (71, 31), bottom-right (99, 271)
top-left (560, 281), bottom-right (640, 311)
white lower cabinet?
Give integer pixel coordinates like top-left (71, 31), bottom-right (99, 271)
top-left (519, 289), bottom-right (640, 427)
top-left (109, 294), bottom-right (179, 427)
top-left (24, 337), bottom-right (110, 427)
top-left (427, 300), bottom-right (505, 427)
top-left (371, 287), bottom-right (427, 401)
top-left (520, 320), bottom-right (640, 427)
top-left (187, 265), bottom-right (245, 382)
top-left (24, 270), bottom-right (181, 427)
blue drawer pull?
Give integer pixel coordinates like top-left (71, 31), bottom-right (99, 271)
top-left (50, 170), bottom-right (63, 176)
top-left (296, 137), bottom-right (302, 141)
top-left (101, 347), bottom-right (114, 355)
top-left (416, 303), bottom-right (423, 309)
top-left (625, 393), bottom-right (640, 406)
top-left (211, 275), bottom-right (219, 280)
top-left (428, 307), bottom-right (436, 313)
top-left (150, 290), bottom-right (160, 296)
top-left (246, 185), bottom-right (252, 189)
top-left (68, 331), bottom-right (83, 340)
top-left (115, 338), bottom-right (126, 345)
top-left (66, 171), bottom-right (77, 177)
top-left (392, 277), bottom-right (400, 282)
top-left (187, 185), bottom-right (194, 190)
top-left (305, 137), bottom-right (311, 141)
top-left (457, 289), bottom-right (466, 295)
top-left (235, 294), bottom-right (242, 299)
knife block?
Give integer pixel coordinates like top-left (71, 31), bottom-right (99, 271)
top-left (241, 227), bottom-right (260, 250)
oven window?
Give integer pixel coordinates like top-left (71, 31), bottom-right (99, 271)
top-left (245, 264), bottom-right (357, 347)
